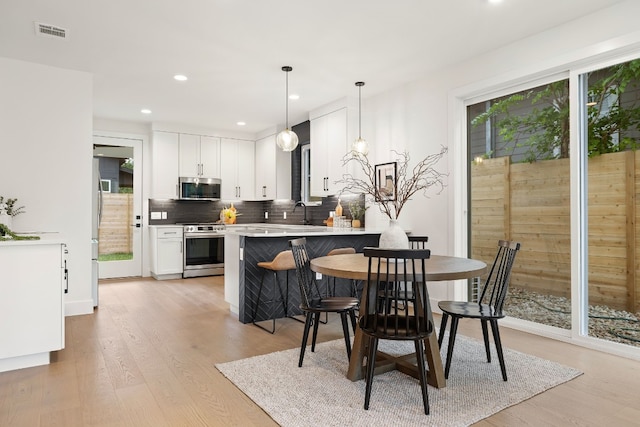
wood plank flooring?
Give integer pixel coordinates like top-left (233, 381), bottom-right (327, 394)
top-left (1, 276), bottom-right (639, 426)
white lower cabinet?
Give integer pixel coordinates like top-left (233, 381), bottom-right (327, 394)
top-left (150, 226), bottom-right (183, 279)
top-left (0, 242), bottom-right (65, 372)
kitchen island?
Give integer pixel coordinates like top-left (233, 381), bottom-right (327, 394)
top-left (224, 224), bottom-right (380, 323)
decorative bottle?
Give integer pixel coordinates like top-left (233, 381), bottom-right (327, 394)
top-left (335, 199), bottom-right (343, 217)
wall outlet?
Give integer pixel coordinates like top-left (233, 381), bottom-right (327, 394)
top-left (264, 211), bottom-right (268, 219)
top-left (161, 212), bottom-right (167, 219)
top-left (151, 211), bottom-right (161, 220)
top-left (283, 212), bottom-right (287, 219)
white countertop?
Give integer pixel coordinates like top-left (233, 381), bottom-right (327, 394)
top-left (224, 223), bottom-right (382, 237)
top-left (0, 232), bottom-right (65, 246)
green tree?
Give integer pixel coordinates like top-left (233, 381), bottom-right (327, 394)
top-left (472, 59), bottom-right (640, 162)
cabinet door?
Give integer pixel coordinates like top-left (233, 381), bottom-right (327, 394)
top-left (236, 140), bottom-right (255, 200)
top-left (178, 134), bottom-right (200, 177)
top-left (151, 131), bottom-right (179, 199)
top-left (0, 244), bottom-right (64, 359)
top-left (200, 136), bottom-right (221, 178)
top-left (255, 135), bottom-right (276, 199)
top-left (310, 115), bottom-right (329, 196)
top-left (220, 139), bottom-right (238, 200)
top-left (326, 108), bottom-right (348, 195)
top-left (157, 238), bottom-right (183, 274)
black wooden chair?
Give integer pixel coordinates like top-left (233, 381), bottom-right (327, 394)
top-left (438, 240), bottom-right (521, 381)
top-left (359, 247), bottom-right (433, 415)
top-left (408, 235), bottom-right (429, 249)
top-left (326, 247), bottom-right (359, 299)
top-left (289, 238), bottom-right (359, 367)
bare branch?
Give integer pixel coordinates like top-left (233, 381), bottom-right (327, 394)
top-left (336, 146), bottom-right (448, 220)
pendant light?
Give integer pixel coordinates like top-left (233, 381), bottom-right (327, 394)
top-left (352, 81), bottom-right (369, 155)
top-left (276, 66), bottom-right (299, 152)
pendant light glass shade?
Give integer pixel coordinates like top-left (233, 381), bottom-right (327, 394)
top-left (352, 81), bottom-right (369, 155)
top-left (276, 66), bottom-right (299, 152)
top-left (276, 128), bottom-right (299, 151)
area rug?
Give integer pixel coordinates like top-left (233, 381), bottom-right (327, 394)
top-left (216, 333), bottom-right (582, 426)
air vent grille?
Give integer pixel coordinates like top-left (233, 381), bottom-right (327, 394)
top-left (34, 22), bottom-right (68, 39)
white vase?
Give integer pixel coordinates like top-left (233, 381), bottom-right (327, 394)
top-left (378, 219), bottom-right (409, 249)
top-left (0, 213), bottom-right (11, 229)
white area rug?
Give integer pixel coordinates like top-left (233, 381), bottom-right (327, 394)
top-left (216, 333), bottom-right (582, 426)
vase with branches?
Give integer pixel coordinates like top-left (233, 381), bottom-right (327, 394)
top-left (337, 146), bottom-right (447, 247)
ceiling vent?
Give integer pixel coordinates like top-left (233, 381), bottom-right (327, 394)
top-left (34, 22), bottom-right (68, 39)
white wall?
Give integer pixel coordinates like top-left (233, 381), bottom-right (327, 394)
top-left (361, 0), bottom-right (640, 302)
top-left (0, 57), bottom-right (93, 315)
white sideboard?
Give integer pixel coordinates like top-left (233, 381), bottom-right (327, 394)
top-left (0, 240), bottom-right (66, 372)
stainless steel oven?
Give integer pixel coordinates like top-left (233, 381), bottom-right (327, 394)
top-left (183, 224), bottom-right (225, 278)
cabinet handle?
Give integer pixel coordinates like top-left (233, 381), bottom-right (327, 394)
top-left (262, 185), bottom-right (266, 197)
top-left (238, 186), bottom-right (241, 198)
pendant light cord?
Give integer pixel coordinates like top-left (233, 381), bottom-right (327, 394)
top-left (358, 84), bottom-right (362, 139)
top-left (285, 70), bottom-right (289, 129)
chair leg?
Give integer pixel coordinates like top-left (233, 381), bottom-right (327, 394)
top-left (414, 339), bottom-right (430, 415)
top-left (311, 312), bottom-right (321, 352)
top-left (444, 316), bottom-right (460, 379)
top-left (438, 313), bottom-right (449, 347)
top-left (363, 337), bottom-right (379, 410)
top-left (481, 319), bottom-right (491, 363)
top-left (253, 269), bottom-right (276, 334)
top-left (298, 312), bottom-right (313, 367)
top-left (348, 309), bottom-right (357, 334)
top-left (490, 319), bottom-right (507, 381)
top-left (340, 312), bottom-right (352, 360)
top-left (284, 270), bottom-right (305, 324)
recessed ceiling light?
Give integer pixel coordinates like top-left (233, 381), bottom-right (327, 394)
top-left (289, 94), bottom-right (300, 100)
top-left (236, 121), bottom-right (246, 126)
top-left (174, 74), bottom-right (188, 81)
top-left (141, 108), bottom-right (152, 114)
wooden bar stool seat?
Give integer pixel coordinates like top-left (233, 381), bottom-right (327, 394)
top-left (253, 250), bottom-right (303, 333)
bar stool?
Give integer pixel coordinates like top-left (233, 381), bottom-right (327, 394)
top-left (252, 250), bottom-right (303, 334)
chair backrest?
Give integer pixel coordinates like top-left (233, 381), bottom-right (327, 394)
top-left (479, 240), bottom-right (521, 315)
top-left (408, 235), bottom-right (429, 249)
top-left (360, 247), bottom-right (433, 339)
top-left (289, 238), bottom-right (323, 309)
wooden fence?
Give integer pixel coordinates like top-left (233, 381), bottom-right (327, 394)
top-left (98, 193), bottom-right (133, 255)
top-left (471, 151), bottom-right (639, 312)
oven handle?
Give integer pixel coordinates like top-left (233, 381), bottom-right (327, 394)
top-left (184, 233), bottom-right (225, 239)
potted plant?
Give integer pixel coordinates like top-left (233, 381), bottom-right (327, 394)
top-left (337, 147), bottom-right (447, 247)
top-left (0, 196), bottom-right (25, 230)
top-left (348, 200), bottom-right (368, 228)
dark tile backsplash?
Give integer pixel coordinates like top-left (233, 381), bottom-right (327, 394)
top-left (148, 194), bottom-right (365, 226)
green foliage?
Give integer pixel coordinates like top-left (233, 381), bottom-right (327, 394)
top-left (121, 158), bottom-right (134, 170)
top-left (472, 59), bottom-right (640, 161)
top-left (0, 196), bottom-right (25, 217)
top-left (348, 200), bottom-right (368, 220)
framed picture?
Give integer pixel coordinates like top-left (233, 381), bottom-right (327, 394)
top-left (375, 162), bottom-right (397, 201)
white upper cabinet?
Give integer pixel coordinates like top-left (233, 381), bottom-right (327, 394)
top-left (179, 134), bottom-right (220, 178)
top-left (151, 131), bottom-right (180, 199)
top-left (255, 134), bottom-right (291, 200)
top-left (220, 138), bottom-right (255, 201)
top-left (310, 107), bottom-right (349, 197)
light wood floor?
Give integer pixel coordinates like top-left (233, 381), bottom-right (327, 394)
top-left (1, 276), bottom-right (639, 426)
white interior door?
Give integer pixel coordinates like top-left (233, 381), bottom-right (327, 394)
top-left (93, 135), bottom-right (143, 278)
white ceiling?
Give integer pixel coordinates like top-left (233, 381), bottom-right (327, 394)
top-left (0, 0), bottom-right (626, 135)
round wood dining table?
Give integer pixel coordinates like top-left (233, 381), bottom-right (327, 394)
top-left (310, 252), bottom-right (487, 388)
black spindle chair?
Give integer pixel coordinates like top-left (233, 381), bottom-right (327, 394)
top-left (438, 240), bottom-right (521, 381)
top-left (289, 238), bottom-right (359, 367)
top-left (360, 247), bottom-right (433, 415)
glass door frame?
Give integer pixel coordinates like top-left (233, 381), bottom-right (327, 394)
top-left (93, 134), bottom-right (143, 278)
top-left (451, 49), bottom-right (640, 361)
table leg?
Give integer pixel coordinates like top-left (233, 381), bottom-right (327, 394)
top-left (347, 323), bottom-right (446, 388)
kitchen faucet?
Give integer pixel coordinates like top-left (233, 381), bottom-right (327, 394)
top-left (293, 201), bottom-right (310, 225)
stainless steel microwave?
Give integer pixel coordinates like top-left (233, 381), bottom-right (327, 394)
top-left (179, 177), bottom-right (221, 200)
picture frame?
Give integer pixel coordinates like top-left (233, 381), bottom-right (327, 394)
top-left (374, 162), bottom-right (397, 201)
